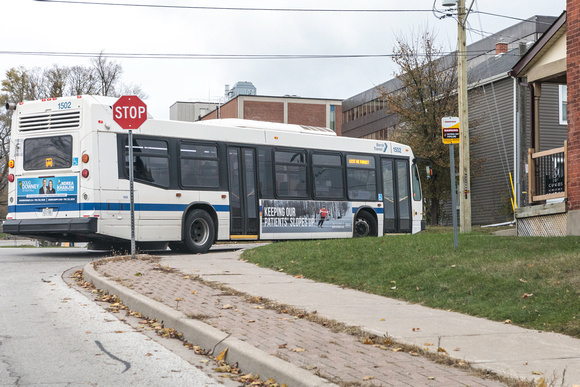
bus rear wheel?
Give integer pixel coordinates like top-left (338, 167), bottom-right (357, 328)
top-left (183, 209), bottom-right (215, 254)
top-left (354, 211), bottom-right (377, 238)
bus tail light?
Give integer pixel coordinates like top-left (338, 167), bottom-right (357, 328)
top-left (9, 159), bottom-right (14, 168)
top-left (82, 154), bottom-right (89, 163)
top-left (82, 169), bottom-right (89, 178)
top-left (8, 174), bottom-right (14, 182)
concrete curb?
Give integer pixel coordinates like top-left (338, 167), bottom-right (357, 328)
top-left (83, 262), bottom-right (335, 387)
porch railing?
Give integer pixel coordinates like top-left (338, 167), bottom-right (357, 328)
top-left (528, 141), bottom-right (567, 204)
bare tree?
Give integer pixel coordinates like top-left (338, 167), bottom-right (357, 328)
top-left (67, 65), bottom-right (98, 96)
top-left (381, 31), bottom-right (458, 225)
top-left (91, 52), bottom-right (123, 96)
top-left (117, 82), bottom-right (149, 100)
top-left (44, 64), bottom-right (70, 98)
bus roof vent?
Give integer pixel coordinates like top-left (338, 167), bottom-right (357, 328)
top-left (18, 110), bottom-right (81, 131)
top-left (299, 125), bottom-right (336, 135)
top-left (202, 119), bottom-right (337, 136)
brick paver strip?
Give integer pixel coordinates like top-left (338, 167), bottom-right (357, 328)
top-left (96, 258), bottom-right (505, 386)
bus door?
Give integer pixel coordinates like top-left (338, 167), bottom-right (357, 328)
top-left (381, 158), bottom-right (412, 233)
top-left (227, 147), bottom-right (259, 237)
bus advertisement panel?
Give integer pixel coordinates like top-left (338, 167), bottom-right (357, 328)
top-left (16, 176), bottom-right (78, 204)
top-left (261, 200), bottom-right (353, 234)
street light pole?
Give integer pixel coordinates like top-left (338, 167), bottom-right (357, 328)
top-left (457, 0), bottom-right (472, 232)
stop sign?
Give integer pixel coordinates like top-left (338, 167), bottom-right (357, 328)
top-left (113, 95), bottom-right (148, 129)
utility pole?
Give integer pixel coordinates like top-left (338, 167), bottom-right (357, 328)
top-left (457, 0), bottom-right (472, 232)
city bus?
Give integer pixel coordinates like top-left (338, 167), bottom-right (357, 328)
top-left (3, 95), bottom-right (425, 253)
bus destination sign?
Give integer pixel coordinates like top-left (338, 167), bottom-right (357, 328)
top-left (441, 116), bottom-right (460, 144)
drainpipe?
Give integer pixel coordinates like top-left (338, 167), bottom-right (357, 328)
top-left (513, 77), bottom-right (518, 215)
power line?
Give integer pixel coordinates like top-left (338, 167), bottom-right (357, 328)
top-left (0, 50), bottom-right (513, 60)
top-left (34, 0), bottom-right (558, 25)
top-left (34, 0), bottom-right (433, 13)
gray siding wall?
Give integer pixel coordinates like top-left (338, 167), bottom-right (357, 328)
top-left (468, 78), bottom-right (516, 225)
top-left (539, 83), bottom-right (567, 151)
top-left (442, 81), bottom-right (566, 226)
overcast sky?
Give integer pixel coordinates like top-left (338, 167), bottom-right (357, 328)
top-left (1, 0), bottom-right (566, 120)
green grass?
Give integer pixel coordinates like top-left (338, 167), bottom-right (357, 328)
top-left (242, 227), bottom-right (580, 338)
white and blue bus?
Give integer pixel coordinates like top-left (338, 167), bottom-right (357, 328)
top-left (3, 95), bottom-right (425, 253)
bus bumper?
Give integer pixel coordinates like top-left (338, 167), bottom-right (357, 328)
top-left (2, 218), bottom-right (98, 239)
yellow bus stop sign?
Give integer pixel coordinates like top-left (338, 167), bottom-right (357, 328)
top-left (442, 117), bottom-right (460, 144)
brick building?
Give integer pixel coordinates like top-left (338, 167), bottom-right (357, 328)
top-left (567, 0), bottom-right (580, 233)
top-left (200, 95), bottom-right (343, 134)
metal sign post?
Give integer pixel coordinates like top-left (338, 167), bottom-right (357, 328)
top-left (449, 144), bottom-right (459, 249)
top-left (112, 96), bottom-right (148, 259)
top-left (128, 129), bottom-right (135, 258)
top-left (442, 117), bottom-right (460, 249)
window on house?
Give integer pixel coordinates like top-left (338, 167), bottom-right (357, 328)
top-left (559, 85), bottom-right (567, 125)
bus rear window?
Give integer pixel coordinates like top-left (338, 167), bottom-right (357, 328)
top-left (23, 135), bottom-right (73, 170)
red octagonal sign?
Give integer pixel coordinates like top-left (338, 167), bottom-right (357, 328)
top-left (113, 95), bottom-right (147, 130)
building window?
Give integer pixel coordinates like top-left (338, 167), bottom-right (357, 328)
top-left (330, 105), bottom-right (336, 131)
top-left (559, 85), bottom-right (567, 125)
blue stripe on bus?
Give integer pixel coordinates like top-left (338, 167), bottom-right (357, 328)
top-left (352, 206), bottom-right (384, 214)
top-left (7, 203), bottom-right (230, 214)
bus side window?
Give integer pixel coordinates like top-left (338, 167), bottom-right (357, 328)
top-left (179, 142), bottom-right (220, 189)
top-left (125, 138), bottom-right (170, 187)
top-left (346, 155), bottom-right (376, 201)
top-left (257, 148), bottom-right (274, 198)
top-left (274, 150), bottom-right (308, 198)
top-left (412, 163), bottom-right (422, 201)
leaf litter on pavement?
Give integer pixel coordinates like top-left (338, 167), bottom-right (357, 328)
top-left (71, 269), bottom-right (288, 387)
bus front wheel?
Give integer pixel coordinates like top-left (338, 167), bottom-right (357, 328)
top-left (354, 211), bottom-right (377, 238)
top-left (183, 209), bottom-right (215, 254)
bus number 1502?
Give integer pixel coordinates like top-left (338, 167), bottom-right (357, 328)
top-left (58, 102), bottom-right (72, 110)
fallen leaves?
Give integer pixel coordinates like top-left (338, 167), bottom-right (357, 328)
top-left (291, 347), bottom-right (306, 352)
top-left (216, 348), bottom-right (228, 362)
top-left (522, 293), bottom-right (534, 299)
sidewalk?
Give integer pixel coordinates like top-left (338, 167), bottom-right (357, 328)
top-left (84, 245), bottom-right (580, 386)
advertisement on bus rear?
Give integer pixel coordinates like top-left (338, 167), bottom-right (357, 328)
top-left (16, 176), bottom-right (78, 204)
top-left (261, 200), bottom-right (353, 233)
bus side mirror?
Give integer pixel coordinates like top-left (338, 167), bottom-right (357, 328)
top-left (426, 165), bottom-right (434, 179)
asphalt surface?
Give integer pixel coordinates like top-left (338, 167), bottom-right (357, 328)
top-left (83, 244), bottom-right (580, 386)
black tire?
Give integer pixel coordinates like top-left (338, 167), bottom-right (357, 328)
top-left (354, 211), bottom-right (377, 238)
top-left (183, 209), bottom-right (215, 254)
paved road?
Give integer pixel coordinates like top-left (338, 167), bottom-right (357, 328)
top-left (0, 247), bottom-right (221, 386)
